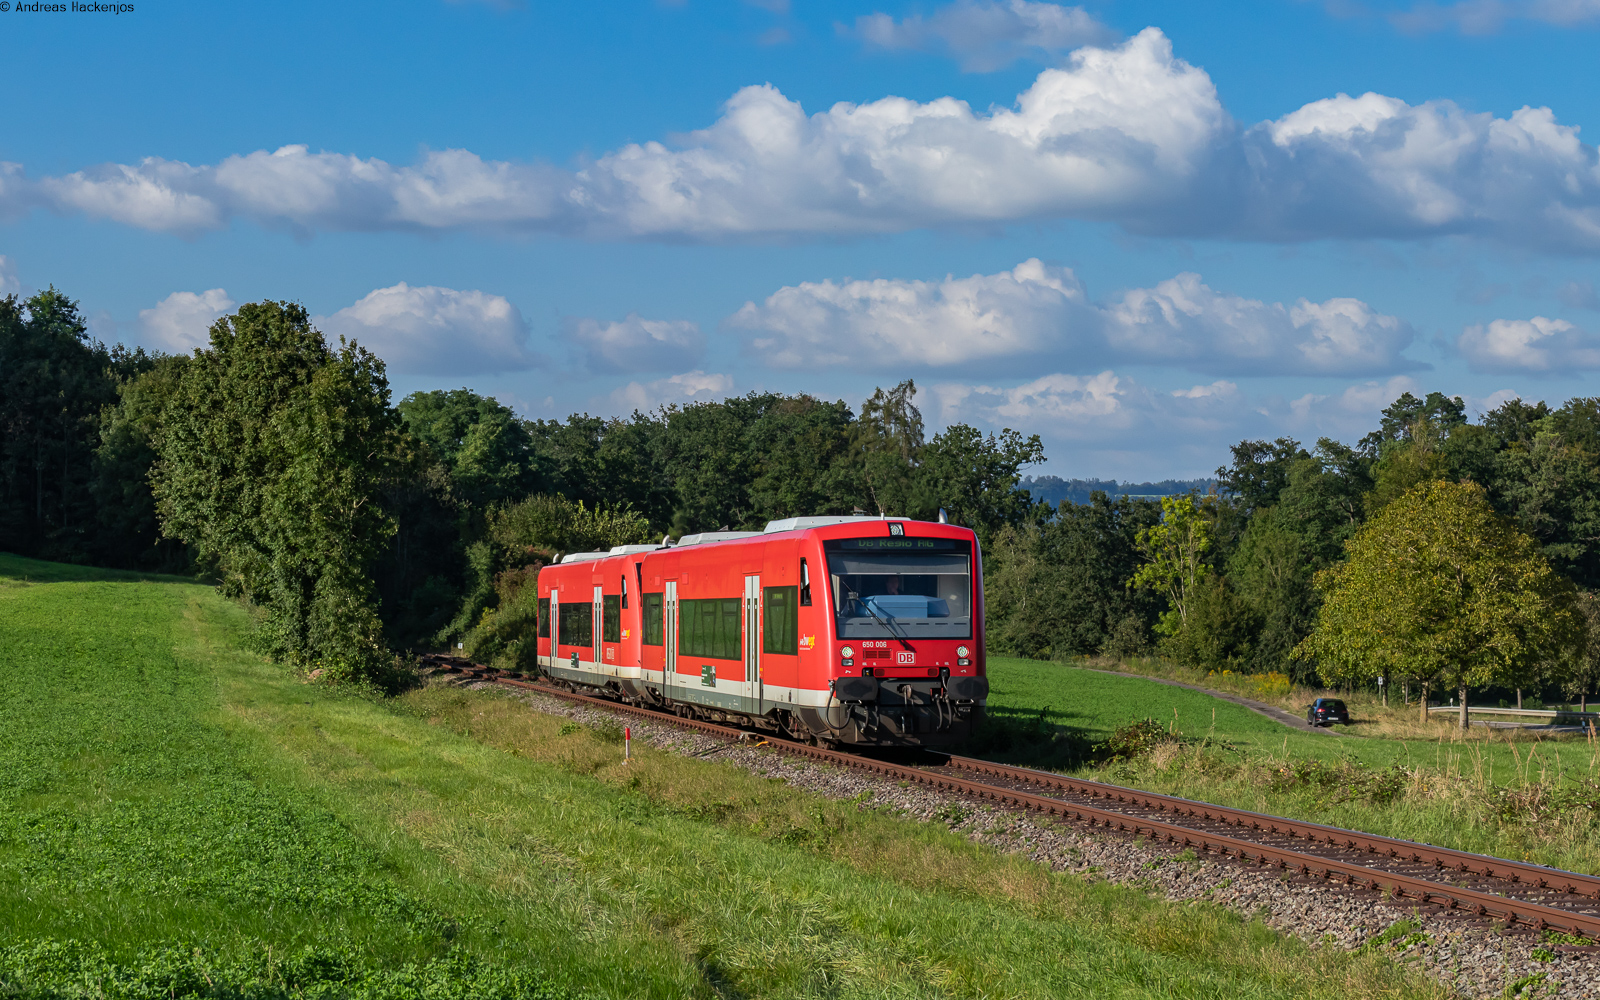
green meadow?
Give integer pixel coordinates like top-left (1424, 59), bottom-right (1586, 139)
top-left (0, 552), bottom-right (1442, 999)
top-left (983, 656), bottom-right (1600, 874)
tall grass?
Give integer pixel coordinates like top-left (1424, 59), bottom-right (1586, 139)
top-left (983, 656), bottom-right (1600, 874)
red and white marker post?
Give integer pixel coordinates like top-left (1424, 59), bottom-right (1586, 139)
top-left (623, 726), bottom-right (631, 764)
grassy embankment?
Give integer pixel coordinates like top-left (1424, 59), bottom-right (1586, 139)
top-left (982, 656), bottom-right (1600, 874)
top-left (0, 551), bottom-right (1442, 999)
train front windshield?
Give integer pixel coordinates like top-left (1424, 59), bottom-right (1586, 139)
top-left (825, 537), bottom-right (972, 639)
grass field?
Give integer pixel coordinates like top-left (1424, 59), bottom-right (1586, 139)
top-left (0, 551), bottom-right (1444, 999)
top-left (983, 656), bottom-right (1600, 874)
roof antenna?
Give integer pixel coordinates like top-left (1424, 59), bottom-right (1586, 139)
top-left (660, 534), bottom-right (674, 547)
top-left (938, 508), bottom-right (949, 524)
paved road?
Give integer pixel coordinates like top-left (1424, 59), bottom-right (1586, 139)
top-left (1092, 667), bottom-right (1348, 737)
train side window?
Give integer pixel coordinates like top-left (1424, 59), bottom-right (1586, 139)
top-left (679, 597), bottom-right (741, 660)
top-left (603, 595), bottom-right (621, 643)
top-left (558, 601), bottom-right (593, 647)
top-left (763, 586), bottom-right (798, 655)
top-left (799, 558), bottom-right (812, 606)
top-left (642, 593), bottom-right (664, 645)
top-left (538, 598), bottom-right (550, 638)
top-left (621, 574), bottom-right (628, 610)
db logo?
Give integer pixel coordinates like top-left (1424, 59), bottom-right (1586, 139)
top-left (896, 650), bottom-right (915, 665)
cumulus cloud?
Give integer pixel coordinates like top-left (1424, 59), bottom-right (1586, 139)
top-left (567, 313), bottom-right (705, 373)
top-left (926, 370), bottom-right (1259, 478)
top-left (728, 259), bottom-right (1416, 376)
top-left (316, 283), bottom-right (539, 375)
top-left (850, 0), bottom-right (1117, 71)
top-left (1104, 274), bottom-right (1415, 375)
top-left (8, 28), bottom-right (1600, 251)
top-left (139, 289), bottom-right (236, 352)
top-left (604, 370), bottom-right (734, 413)
top-left (0, 255), bottom-right (19, 297)
top-left (1388, 0), bottom-right (1600, 34)
top-left (1457, 315), bottom-right (1600, 372)
top-left (1288, 376), bottom-right (1423, 436)
top-left (730, 259), bottom-right (1092, 369)
top-left (929, 370), bottom-right (1444, 478)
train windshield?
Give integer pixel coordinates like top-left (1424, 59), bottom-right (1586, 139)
top-left (824, 537), bottom-right (972, 639)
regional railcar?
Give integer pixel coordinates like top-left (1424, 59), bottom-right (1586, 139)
top-left (534, 515), bottom-right (987, 747)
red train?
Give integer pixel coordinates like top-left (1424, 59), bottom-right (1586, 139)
top-left (535, 515), bottom-right (988, 747)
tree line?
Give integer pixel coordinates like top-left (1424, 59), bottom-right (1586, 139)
top-left (986, 390), bottom-right (1600, 718)
top-left (5, 287), bottom-right (1596, 710)
top-left (0, 291), bottom-right (1041, 681)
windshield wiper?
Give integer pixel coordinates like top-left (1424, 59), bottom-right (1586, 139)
top-left (847, 590), bottom-right (913, 651)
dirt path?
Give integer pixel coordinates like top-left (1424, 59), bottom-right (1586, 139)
top-left (1089, 667), bottom-right (1349, 737)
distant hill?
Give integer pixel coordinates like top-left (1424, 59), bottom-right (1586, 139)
top-left (1018, 475), bottom-right (1216, 508)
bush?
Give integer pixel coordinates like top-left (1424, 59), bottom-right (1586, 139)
top-left (1265, 758), bottom-right (1411, 806)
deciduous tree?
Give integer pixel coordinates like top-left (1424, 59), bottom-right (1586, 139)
top-left (152, 301), bottom-right (402, 679)
top-left (1296, 480), bottom-right (1582, 727)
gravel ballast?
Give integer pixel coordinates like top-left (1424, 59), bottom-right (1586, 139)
top-left (464, 679), bottom-right (1591, 998)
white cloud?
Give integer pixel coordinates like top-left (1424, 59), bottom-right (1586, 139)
top-left (1105, 273), bottom-right (1416, 375)
top-left (604, 370), bottom-right (734, 413)
top-left (1389, 0), bottom-right (1600, 34)
top-left (567, 313), bottom-right (705, 373)
top-left (930, 370), bottom-right (1443, 478)
top-left (316, 282), bottom-right (538, 376)
top-left (1287, 376), bottom-right (1427, 442)
top-left (0, 255), bottom-right (19, 297)
top-left (729, 260), bottom-right (1416, 376)
top-left (929, 370), bottom-right (1251, 442)
top-left (1456, 315), bottom-right (1600, 372)
top-left (1245, 95), bottom-right (1600, 251)
top-left (851, 1), bottom-right (1117, 71)
top-left (729, 259), bottom-right (1092, 369)
top-left (138, 289), bottom-right (236, 353)
top-left (9, 28), bottom-right (1600, 252)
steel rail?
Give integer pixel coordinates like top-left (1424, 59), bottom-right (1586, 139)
top-left (430, 658), bottom-right (1600, 939)
top-left (939, 756), bottom-right (1600, 901)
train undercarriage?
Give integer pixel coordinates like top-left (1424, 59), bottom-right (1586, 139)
top-left (539, 672), bottom-right (986, 749)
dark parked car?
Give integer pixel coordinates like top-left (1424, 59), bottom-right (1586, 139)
top-left (1306, 698), bottom-right (1350, 727)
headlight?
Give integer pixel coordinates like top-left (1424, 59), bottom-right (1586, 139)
top-left (840, 645), bottom-right (854, 658)
top-left (956, 645), bottom-right (970, 658)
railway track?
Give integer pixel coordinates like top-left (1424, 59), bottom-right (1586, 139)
top-left (425, 655), bottom-right (1600, 942)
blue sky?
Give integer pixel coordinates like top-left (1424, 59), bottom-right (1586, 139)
top-left (2, 0), bottom-right (1599, 480)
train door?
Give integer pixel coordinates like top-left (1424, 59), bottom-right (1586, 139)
top-left (592, 584), bottom-right (603, 676)
top-left (744, 574), bottom-right (762, 713)
top-left (664, 581), bottom-right (678, 702)
top-left (548, 592), bottom-right (558, 673)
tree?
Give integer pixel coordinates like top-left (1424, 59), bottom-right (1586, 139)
top-left (855, 379), bottom-right (924, 516)
top-left (152, 302), bottom-right (403, 679)
top-left (913, 424), bottom-right (1044, 543)
top-left (1215, 437), bottom-right (1307, 515)
top-left (1129, 493), bottom-right (1215, 638)
top-left (1228, 505), bottom-right (1315, 677)
top-left (1563, 591), bottom-right (1600, 713)
top-left (1295, 480), bottom-right (1583, 727)
top-left (984, 492), bottom-right (1163, 660)
top-left (397, 389), bottom-right (545, 510)
top-left (1488, 430), bottom-right (1600, 589)
top-left (1359, 391), bottom-right (1467, 456)
top-left (0, 289), bottom-right (139, 563)
top-left (91, 353), bottom-right (191, 571)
